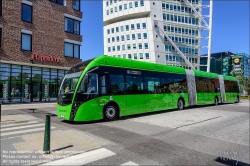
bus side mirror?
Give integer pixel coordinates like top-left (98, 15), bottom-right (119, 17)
top-left (84, 74), bottom-right (89, 84)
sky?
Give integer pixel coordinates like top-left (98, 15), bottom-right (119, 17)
top-left (80, 0), bottom-right (249, 61)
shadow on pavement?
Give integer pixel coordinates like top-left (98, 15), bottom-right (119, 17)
top-left (215, 157), bottom-right (249, 166)
top-left (51, 145), bottom-right (73, 152)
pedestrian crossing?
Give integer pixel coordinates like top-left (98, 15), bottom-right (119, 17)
top-left (41, 147), bottom-right (139, 165)
top-left (0, 120), bottom-right (56, 138)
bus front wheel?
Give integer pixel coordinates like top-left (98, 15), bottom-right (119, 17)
top-left (103, 104), bottom-right (118, 121)
top-left (177, 99), bottom-right (184, 110)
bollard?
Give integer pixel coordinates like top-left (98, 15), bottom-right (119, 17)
top-left (43, 114), bottom-right (51, 154)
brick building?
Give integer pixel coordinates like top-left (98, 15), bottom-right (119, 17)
top-left (0, 0), bottom-right (82, 103)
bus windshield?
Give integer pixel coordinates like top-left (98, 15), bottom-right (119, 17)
top-left (58, 71), bottom-right (82, 105)
top-left (59, 72), bottom-right (82, 95)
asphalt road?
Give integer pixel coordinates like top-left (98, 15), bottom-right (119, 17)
top-left (2, 100), bottom-right (250, 165)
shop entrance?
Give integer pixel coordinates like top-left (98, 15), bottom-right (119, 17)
top-left (31, 82), bottom-right (42, 102)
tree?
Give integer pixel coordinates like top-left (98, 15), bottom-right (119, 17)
top-left (232, 71), bottom-right (236, 77)
top-left (236, 74), bottom-right (245, 85)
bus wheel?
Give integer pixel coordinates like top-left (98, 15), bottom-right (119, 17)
top-left (104, 104), bottom-right (118, 121)
top-left (177, 99), bottom-right (184, 110)
top-left (214, 97), bottom-right (218, 106)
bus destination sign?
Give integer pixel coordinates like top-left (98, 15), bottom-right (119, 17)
top-left (127, 70), bottom-right (141, 75)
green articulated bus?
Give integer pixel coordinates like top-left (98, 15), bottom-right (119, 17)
top-left (57, 55), bottom-right (240, 122)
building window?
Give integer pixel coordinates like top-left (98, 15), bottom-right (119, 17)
top-left (142, 23), bottom-right (146, 29)
top-left (124, 4), bottom-right (127, 10)
top-left (21, 33), bottom-right (32, 51)
top-left (144, 43), bottom-right (148, 49)
top-left (127, 44), bottom-right (131, 50)
top-left (112, 37), bottom-right (115, 42)
top-left (123, 54), bottom-right (126, 58)
top-left (137, 23), bottom-right (140, 29)
top-left (114, 6), bottom-right (117, 12)
top-left (121, 35), bottom-right (125, 41)
top-left (116, 36), bottom-right (119, 42)
top-left (134, 53), bottom-right (137, 59)
top-left (64, 17), bottom-right (80, 35)
top-left (122, 45), bottom-right (125, 50)
top-left (132, 34), bottom-right (135, 40)
top-left (129, 2), bottom-right (132, 8)
top-left (106, 1), bottom-right (109, 6)
top-left (0, 27), bottom-right (2, 47)
top-left (0, 0), bottom-right (2, 16)
top-left (119, 5), bottom-right (122, 11)
top-left (116, 27), bottom-right (119, 32)
top-left (126, 34), bottom-right (130, 40)
top-left (64, 42), bottom-right (80, 58)
top-left (107, 29), bottom-right (110, 34)
top-left (120, 26), bottom-right (124, 31)
top-left (108, 47), bottom-right (111, 52)
top-left (131, 24), bottom-right (135, 30)
top-left (112, 46), bottom-right (115, 51)
top-left (126, 25), bottom-right (129, 31)
top-left (140, 53), bottom-right (143, 59)
top-left (133, 44), bottom-right (136, 49)
top-left (138, 33), bottom-right (141, 39)
top-left (135, 1), bottom-right (138, 7)
top-left (128, 54), bottom-right (132, 59)
top-left (72, 0), bottom-right (80, 11)
top-left (140, 0), bottom-right (144, 6)
top-left (50, 0), bottom-right (64, 5)
top-left (145, 53), bottom-right (149, 59)
top-left (138, 43), bottom-right (142, 49)
top-left (22, 4), bottom-right (32, 23)
top-left (106, 10), bottom-right (109, 15)
top-left (143, 33), bottom-right (147, 39)
top-left (108, 38), bottom-right (110, 43)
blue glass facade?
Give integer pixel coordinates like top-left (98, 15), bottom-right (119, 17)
top-left (200, 52), bottom-right (250, 79)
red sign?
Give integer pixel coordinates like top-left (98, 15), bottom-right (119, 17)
top-left (31, 53), bottom-right (61, 63)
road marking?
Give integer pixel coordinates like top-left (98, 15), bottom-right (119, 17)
top-left (0, 121), bottom-right (39, 128)
top-left (1, 124), bottom-right (44, 131)
top-left (121, 161), bottom-right (139, 165)
top-left (42, 148), bottom-right (115, 165)
top-left (1, 127), bottom-right (56, 137)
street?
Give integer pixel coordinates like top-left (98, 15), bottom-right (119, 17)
top-left (1, 100), bottom-right (249, 165)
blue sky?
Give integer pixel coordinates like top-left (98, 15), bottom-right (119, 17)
top-left (80, 1), bottom-right (249, 61)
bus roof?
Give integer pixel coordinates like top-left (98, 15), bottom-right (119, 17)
top-left (81, 55), bottom-right (237, 81)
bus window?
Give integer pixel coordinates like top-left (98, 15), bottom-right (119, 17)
top-left (196, 77), bottom-right (207, 92)
top-left (160, 76), bottom-right (173, 94)
top-left (108, 74), bottom-right (125, 95)
top-left (212, 78), bottom-right (220, 92)
top-left (99, 75), bottom-right (106, 95)
top-left (126, 76), bottom-right (144, 94)
top-left (144, 77), bottom-right (160, 94)
top-left (206, 79), bottom-right (215, 92)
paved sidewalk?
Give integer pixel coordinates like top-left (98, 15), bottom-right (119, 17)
top-left (0, 112), bottom-right (109, 165)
